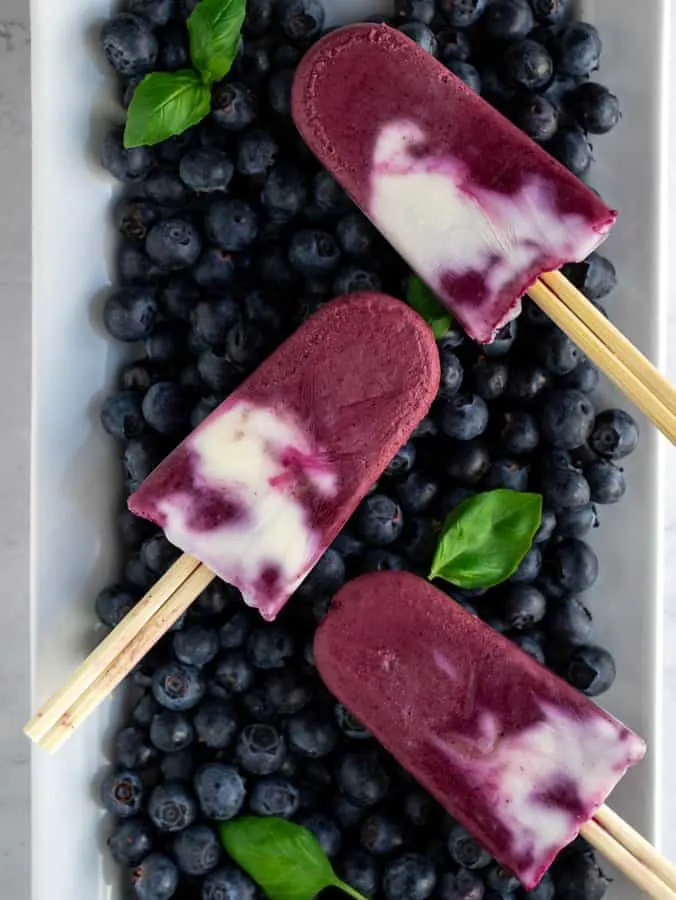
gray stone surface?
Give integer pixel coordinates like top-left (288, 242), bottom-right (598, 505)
top-left (0, 3), bottom-right (30, 897)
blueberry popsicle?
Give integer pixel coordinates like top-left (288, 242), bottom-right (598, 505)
top-left (292, 24), bottom-right (617, 344)
top-left (129, 294), bottom-right (440, 621)
top-left (315, 571), bottom-right (646, 887)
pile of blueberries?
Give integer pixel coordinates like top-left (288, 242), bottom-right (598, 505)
top-left (96, 1), bottom-right (634, 899)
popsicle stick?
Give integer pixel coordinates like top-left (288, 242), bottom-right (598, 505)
top-left (594, 806), bottom-right (676, 892)
top-left (542, 269), bottom-right (676, 415)
top-left (39, 563), bottom-right (216, 753)
top-left (582, 819), bottom-right (676, 900)
top-left (527, 279), bottom-right (676, 443)
top-left (24, 553), bottom-right (203, 744)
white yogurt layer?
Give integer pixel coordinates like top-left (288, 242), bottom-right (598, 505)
top-left (370, 121), bottom-right (612, 342)
top-left (155, 400), bottom-right (338, 620)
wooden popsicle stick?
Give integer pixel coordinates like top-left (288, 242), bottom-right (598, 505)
top-left (38, 563), bottom-right (216, 753)
top-left (541, 269), bottom-right (676, 415)
top-left (24, 553), bottom-right (202, 743)
top-left (594, 806), bottom-right (676, 892)
top-left (527, 279), bottom-right (676, 443)
top-left (582, 819), bottom-right (676, 900)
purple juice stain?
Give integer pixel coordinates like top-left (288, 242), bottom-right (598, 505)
top-left (532, 774), bottom-right (586, 820)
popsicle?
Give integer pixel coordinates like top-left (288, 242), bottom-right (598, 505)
top-left (314, 571), bottom-right (646, 887)
top-left (129, 293), bottom-right (440, 621)
top-left (291, 24), bottom-right (616, 344)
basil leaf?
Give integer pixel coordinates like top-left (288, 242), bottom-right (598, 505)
top-left (406, 275), bottom-right (453, 339)
top-left (220, 817), bottom-right (367, 900)
top-left (430, 490), bottom-right (543, 588)
top-left (124, 70), bottom-right (211, 148)
top-left (188, 0), bottom-right (246, 85)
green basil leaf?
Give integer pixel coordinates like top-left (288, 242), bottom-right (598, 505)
top-left (220, 817), bottom-right (367, 900)
top-left (406, 275), bottom-right (453, 339)
top-left (124, 70), bottom-right (211, 148)
top-left (430, 489), bottom-right (543, 588)
top-left (188, 0), bottom-right (246, 85)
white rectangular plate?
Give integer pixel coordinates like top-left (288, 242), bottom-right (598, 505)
top-left (30, 1), bottom-right (668, 898)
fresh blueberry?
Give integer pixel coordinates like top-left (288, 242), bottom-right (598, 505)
top-left (540, 390), bottom-right (595, 449)
top-left (503, 584), bottom-right (547, 630)
top-left (194, 763), bottom-right (246, 820)
top-left (567, 82), bottom-right (621, 134)
top-left (384, 442), bottom-right (417, 479)
top-left (117, 198), bottom-right (161, 243)
top-left (333, 796), bottom-right (366, 830)
top-left (108, 818), bottom-right (155, 866)
top-left (484, 321), bottom-right (517, 357)
top-left (504, 39), bottom-right (553, 90)
top-left (535, 328), bottom-right (582, 375)
top-left (236, 724), bottom-right (287, 775)
top-left (335, 751), bottom-right (390, 807)
top-left (395, 472), bottom-right (438, 514)
top-left (584, 459), bottom-right (626, 504)
top-left (286, 707), bottom-right (338, 758)
top-left (356, 495), bottom-right (404, 547)
top-left (100, 770), bottom-right (145, 817)
top-left (132, 852), bottom-right (179, 900)
top-left (278, 0), bottom-right (325, 42)
top-left (336, 213), bottom-right (376, 258)
top-left (334, 703), bottom-right (371, 740)
top-left (193, 581), bottom-right (240, 618)
top-left (510, 545), bottom-right (542, 583)
top-left (333, 264), bottom-right (382, 296)
top-left (531, 0), bottom-right (570, 24)
top-left (437, 28), bottom-right (472, 65)
top-left (236, 128), bottom-right (279, 176)
top-left (202, 866), bottom-right (257, 900)
top-left (397, 516), bottom-right (436, 565)
top-left (553, 848), bottom-right (611, 899)
top-left (178, 149), bottom-right (233, 193)
top-left (547, 595), bottom-right (593, 646)
top-left (191, 297), bottom-right (239, 347)
top-left (359, 549), bottom-right (406, 575)
top-left (340, 849), bottom-right (380, 898)
top-left (150, 711), bottom-right (194, 753)
top-left (268, 68), bottom-right (294, 117)
top-left (483, 458), bottom-right (529, 491)
top-left (555, 23), bottom-right (602, 77)
top-left (264, 670), bottom-right (313, 715)
top-left (197, 348), bottom-right (238, 393)
top-left (144, 168), bottom-right (190, 206)
top-left (152, 662), bottom-right (205, 711)
top-left (394, 0), bottom-right (435, 22)
top-left (439, 869), bottom-right (486, 900)
top-left (506, 361), bottom-right (550, 403)
top-left (212, 82), bottom-right (257, 132)
top-left (360, 812), bottom-right (405, 856)
top-left (238, 37), bottom-right (274, 86)
top-left (289, 230), bottom-right (341, 277)
top-left (447, 823), bottom-right (492, 869)
top-left (446, 439), bottom-right (491, 485)
top-left (548, 128), bottom-right (594, 177)
top-left (300, 549), bottom-right (345, 596)
top-left (482, 0), bottom-right (534, 40)
top-left (116, 726), bottom-right (157, 769)
top-left (555, 503), bottom-right (598, 539)
top-left (240, 685), bottom-right (277, 723)
top-left (141, 534), bottom-right (180, 574)
top-left (262, 164), bottom-right (309, 222)
top-left (96, 584), bottom-right (136, 628)
top-left (438, 0), bottom-right (487, 28)
top-left (119, 360), bottom-right (162, 393)
top-left (560, 358), bottom-right (600, 394)
top-left (133, 693), bottom-right (160, 728)
top-left (589, 409), bottom-right (639, 459)
top-left (563, 644), bottom-right (616, 696)
top-left (446, 60), bottom-right (481, 92)
top-left (104, 288), bottom-right (158, 342)
top-left (125, 553), bottom-right (157, 589)
top-left (215, 650), bottom-right (255, 694)
top-left (295, 812), bottom-right (341, 859)
top-left (247, 624), bottom-right (294, 670)
top-left (145, 217), bottom-right (202, 271)
top-left (206, 198), bottom-right (259, 252)
top-left (485, 863), bottom-right (520, 894)
top-left (127, 0), bottom-right (175, 27)
top-left (330, 532), bottom-right (364, 563)
top-left (142, 382), bottom-right (190, 434)
top-left (534, 508), bottom-right (557, 544)
top-left (563, 252), bottom-right (617, 299)
top-left (193, 698), bottom-right (239, 750)
top-left (438, 346), bottom-right (464, 399)
top-left (398, 22), bottom-right (438, 55)
top-left (512, 93), bottom-right (559, 142)
top-left (496, 409), bottom-right (539, 456)
top-left (118, 243), bottom-right (164, 284)
top-left (145, 323), bottom-right (183, 362)
top-left (243, 0), bottom-right (274, 34)
top-left (439, 394), bottom-right (489, 441)
top-left (101, 14), bottom-right (158, 76)
top-left (540, 465), bottom-right (591, 511)
top-left (173, 626), bottom-right (219, 668)
top-left (523, 872), bottom-right (555, 900)
top-left (148, 780), bottom-right (198, 832)
top-left (383, 853), bottom-right (437, 900)
top-left (542, 538), bottom-right (599, 596)
top-left (512, 632), bottom-right (546, 663)
top-left (171, 825), bottom-right (221, 876)
top-left (158, 23), bottom-right (189, 70)
top-left (218, 609), bottom-right (253, 650)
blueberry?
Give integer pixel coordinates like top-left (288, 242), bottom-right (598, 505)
top-left (96, 584), bottom-right (136, 628)
top-left (506, 361), bottom-right (550, 403)
top-left (104, 288), bottom-right (158, 342)
top-left (547, 595), bottom-right (593, 646)
top-left (542, 538), bottom-right (598, 596)
top-left (540, 390), bottom-right (595, 449)
top-left (173, 626), bottom-right (219, 668)
top-left (236, 724), bottom-right (286, 775)
top-left (264, 670), bottom-right (313, 715)
top-left (531, 0), bottom-right (569, 24)
top-left (108, 818), bottom-right (155, 866)
top-left (128, 0), bottom-right (175, 27)
top-left (523, 872), bottom-right (555, 900)
top-left (267, 67), bottom-right (294, 117)
top-left (333, 796), bottom-right (366, 830)
top-left (286, 707), bottom-right (338, 758)
top-left (289, 230), bottom-right (341, 277)
top-left (510, 545), bottom-right (542, 582)
top-left (153, 662), bottom-right (205, 711)
top-left (438, 394), bottom-right (489, 441)
top-left (397, 516), bottom-right (436, 565)
top-left (193, 698), bottom-right (239, 750)
top-left (203, 867), bottom-right (257, 900)
top-left (437, 28), bottom-right (472, 64)
top-left (336, 214), bottom-right (376, 258)
top-left (150, 711), bottom-right (194, 753)
top-left (178, 149), bottom-right (233, 194)
top-left (117, 198), bottom-right (161, 243)
top-left (560, 358), bottom-right (600, 394)
top-left (535, 328), bottom-right (582, 375)
top-left (161, 750), bottom-right (196, 782)
top-left (100, 770), bottom-right (145, 817)
top-left (336, 751), bottom-right (390, 807)
top-left (535, 508), bottom-right (557, 544)
top-left (438, 346), bottom-right (464, 399)
top-left (398, 22), bottom-right (438, 55)
top-left (337, 852), bottom-right (379, 900)
top-left (553, 848), bottom-right (611, 899)
top-left (148, 780), bottom-right (198, 832)
top-left (125, 553), bottom-right (157, 589)
top-left (512, 93), bottom-right (559, 142)
top-left (244, 0), bottom-right (274, 34)
top-left (120, 361), bottom-right (163, 393)
top-left (206, 198), bottom-right (259, 252)
top-left (383, 853), bottom-right (437, 900)
top-left (360, 812), bottom-right (405, 856)
top-left (132, 852), bottom-right (179, 900)
top-left (485, 863), bottom-right (520, 894)
top-left (555, 503), bottom-right (598, 539)
top-left (278, 0), bottom-right (325, 42)
top-left (145, 324), bottom-right (183, 362)
top-left (548, 128), bottom-right (594, 177)
top-left (172, 825), bottom-right (221, 876)
top-left (503, 584), bottom-right (547, 630)
top-left (141, 534), bottom-right (180, 574)
top-left (215, 650), bottom-right (255, 694)
top-left (293, 813), bottom-right (340, 859)
top-left (334, 703), bottom-right (371, 741)
top-left (567, 82), bottom-right (621, 134)
top-left (447, 823), bottom-right (492, 869)
top-left (496, 409), bottom-right (539, 456)
top-left (300, 549), bottom-right (346, 596)
top-left (144, 168), bottom-right (190, 206)
top-left (133, 693), bottom-right (160, 728)
top-left (483, 458), bottom-right (529, 491)
top-left (512, 632), bottom-right (546, 663)
top-left (439, 869), bottom-right (486, 900)
top-left (563, 253), bottom-right (617, 299)
top-left (247, 625), bottom-right (294, 670)
top-left (236, 128), bottom-right (279, 176)
top-left (447, 59), bottom-right (482, 92)
top-left (504, 39), bottom-right (553, 90)
top-left (438, 0), bottom-right (487, 28)
top-left (356, 495), bottom-right (404, 547)
top-left (197, 349), bottom-right (238, 393)
top-left (158, 23), bottom-right (189, 70)
top-left (212, 82), bottom-right (257, 131)
top-left (119, 243), bottom-right (164, 284)
top-left (359, 549), bottom-right (405, 576)
top-left (191, 297), bottom-right (239, 347)
top-left (395, 472), bottom-right (438, 514)
top-left (555, 23), bottom-right (602, 77)
top-left (116, 726), bottom-right (157, 769)
top-left (482, 0), bottom-right (534, 40)
top-left (584, 459), bottom-right (626, 504)
top-left (143, 382), bottom-right (190, 434)
top-left (333, 264), bottom-right (382, 296)
top-left (540, 465), bottom-right (591, 511)
top-left (385, 442), bottom-right (417, 479)
top-left (394, 0), bottom-right (434, 22)
top-left (446, 439), bottom-right (491, 485)
top-left (262, 164), bottom-right (309, 222)
top-left (218, 609), bottom-right (253, 649)
top-left (101, 14), bottom-right (158, 76)
top-left (484, 322), bottom-right (517, 357)
top-left (194, 763), bottom-right (246, 821)
top-left (563, 644), bottom-right (616, 697)
top-left (589, 409), bottom-right (639, 459)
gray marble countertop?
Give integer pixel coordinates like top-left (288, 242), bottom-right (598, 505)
top-left (0, 3), bottom-right (674, 898)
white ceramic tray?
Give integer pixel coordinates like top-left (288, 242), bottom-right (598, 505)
top-left (30, 1), bottom-right (669, 898)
